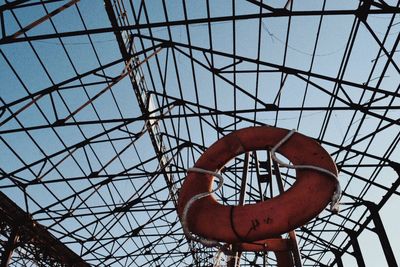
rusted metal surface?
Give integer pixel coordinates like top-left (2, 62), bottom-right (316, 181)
top-left (0, 192), bottom-right (89, 267)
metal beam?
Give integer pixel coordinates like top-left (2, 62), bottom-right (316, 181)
top-left (7, 0), bottom-right (79, 40)
top-left (0, 191), bottom-right (89, 266)
top-left (0, 228), bottom-right (19, 267)
top-left (331, 249), bottom-right (344, 267)
top-left (363, 201), bottom-right (398, 267)
top-left (227, 152), bottom-right (250, 267)
top-left (144, 35), bottom-right (400, 99)
top-left (273, 157), bottom-right (299, 267)
top-left (344, 229), bottom-right (365, 267)
top-left (329, 162), bottom-right (400, 266)
top-left (1, 6), bottom-right (399, 44)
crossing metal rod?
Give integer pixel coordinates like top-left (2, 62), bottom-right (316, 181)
top-left (8, 0), bottom-right (80, 39)
top-left (227, 152), bottom-right (250, 267)
top-left (0, 191), bottom-right (90, 266)
top-left (253, 152), bottom-right (265, 202)
top-left (62, 46), bottom-right (163, 123)
top-left (272, 153), bottom-right (302, 267)
top-left (329, 162), bottom-right (400, 266)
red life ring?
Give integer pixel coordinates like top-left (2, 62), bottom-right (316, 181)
top-left (177, 126), bottom-right (338, 244)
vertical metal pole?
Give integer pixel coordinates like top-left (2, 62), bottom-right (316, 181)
top-left (253, 151), bottom-right (269, 265)
top-left (227, 254), bottom-right (240, 267)
top-left (266, 152), bottom-right (274, 199)
top-left (238, 152), bottom-right (250, 205)
top-left (364, 201), bottom-right (398, 267)
top-left (345, 229), bottom-right (366, 267)
top-left (0, 11), bottom-right (5, 39)
top-left (331, 249), bottom-right (344, 267)
top-left (272, 154), bottom-right (301, 267)
top-left (228, 152), bottom-right (250, 267)
top-left (1, 229), bottom-right (19, 267)
top-left (253, 152), bottom-right (264, 202)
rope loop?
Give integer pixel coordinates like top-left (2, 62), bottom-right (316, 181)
top-left (181, 167), bottom-right (231, 253)
top-left (270, 129), bottom-right (342, 213)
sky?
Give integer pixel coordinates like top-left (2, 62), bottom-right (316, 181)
top-left (0, 0), bottom-right (399, 266)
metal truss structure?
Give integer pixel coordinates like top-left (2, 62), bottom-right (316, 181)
top-left (0, 0), bottom-right (399, 266)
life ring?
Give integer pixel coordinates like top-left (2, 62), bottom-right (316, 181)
top-left (177, 126), bottom-right (338, 244)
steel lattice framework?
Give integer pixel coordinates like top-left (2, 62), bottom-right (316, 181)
top-left (0, 0), bottom-right (399, 266)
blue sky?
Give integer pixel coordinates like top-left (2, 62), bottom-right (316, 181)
top-left (1, 0), bottom-right (399, 266)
